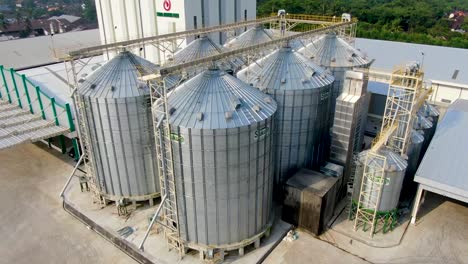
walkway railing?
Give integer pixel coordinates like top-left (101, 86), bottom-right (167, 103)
top-left (0, 65), bottom-right (79, 159)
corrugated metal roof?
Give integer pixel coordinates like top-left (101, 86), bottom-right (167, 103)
top-left (415, 99), bottom-right (468, 202)
top-left (237, 45), bottom-right (334, 90)
top-left (356, 38), bottom-right (468, 86)
top-left (299, 33), bottom-right (371, 68)
top-left (0, 29), bottom-right (100, 69)
top-left (172, 36), bottom-right (223, 64)
top-left (78, 51), bottom-right (158, 98)
top-left (168, 69), bottom-right (277, 129)
top-left (224, 26), bottom-right (274, 50)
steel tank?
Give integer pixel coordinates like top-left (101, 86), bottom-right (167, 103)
top-left (167, 68), bottom-right (277, 247)
top-left (77, 51), bottom-right (160, 201)
top-left (418, 102), bottom-right (440, 141)
top-left (224, 25), bottom-right (274, 50)
top-left (352, 149), bottom-right (408, 212)
top-left (298, 33), bottom-right (371, 120)
top-left (401, 130), bottom-right (424, 198)
top-left (237, 45), bottom-right (334, 188)
top-left (413, 113), bottom-right (434, 157)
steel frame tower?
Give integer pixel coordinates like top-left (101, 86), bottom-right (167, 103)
top-left (353, 64), bottom-right (430, 237)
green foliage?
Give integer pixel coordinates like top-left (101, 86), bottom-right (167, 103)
top-left (257, 0), bottom-right (468, 48)
top-left (82, 0), bottom-right (96, 22)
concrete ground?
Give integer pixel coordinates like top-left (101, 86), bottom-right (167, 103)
top-left (0, 143), bottom-right (136, 264)
top-left (266, 193), bottom-right (468, 264)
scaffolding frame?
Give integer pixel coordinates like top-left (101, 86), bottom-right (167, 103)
top-left (63, 14), bottom-right (357, 257)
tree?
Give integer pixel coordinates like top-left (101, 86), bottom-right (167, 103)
top-left (82, 0), bottom-right (96, 22)
top-left (0, 13), bottom-right (7, 30)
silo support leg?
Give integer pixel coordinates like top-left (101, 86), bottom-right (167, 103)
top-left (411, 185), bottom-right (424, 225)
top-left (239, 247), bottom-right (245, 256)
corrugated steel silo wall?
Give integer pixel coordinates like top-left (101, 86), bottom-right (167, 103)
top-left (269, 86), bottom-right (331, 186)
top-left (171, 118), bottom-right (275, 246)
top-left (82, 95), bottom-right (160, 199)
top-left (352, 156), bottom-right (406, 212)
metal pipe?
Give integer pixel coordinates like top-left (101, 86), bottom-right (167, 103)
top-left (138, 194), bottom-right (167, 251)
top-left (59, 155), bottom-right (84, 198)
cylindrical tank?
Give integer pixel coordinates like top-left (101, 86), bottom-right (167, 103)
top-left (413, 113), bottom-right (434, 158)
top-left (418, 102), bottom-right (440, 140)
top-left (298, 33), bottom-right (371, 121)
top-left (237, 45), bottom-right (334, 189)
top-left (167, 68), bottom-right (277, 247)
top-left (78, 51), bottom-right (160, 201)
top-left (224, 25), bottom-right (273, 50)
top-left (401, 130), bottom-right (424, 199)
top-left (298, 33), bottom-right (371, 98)
top-left (352, 149), bottom-right (408, 212)
top-left (96, 0), bottom-right (160, 62)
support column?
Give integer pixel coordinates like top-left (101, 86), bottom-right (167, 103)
top-left (411, 184), bottom-right (424, 224)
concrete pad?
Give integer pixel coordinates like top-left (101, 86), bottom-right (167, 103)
top-left (0, 143), bottom-right (136, 264)
top-left (330, 204), bottom-right (409, 247)
top-left (320, 193), bottom-right (468, 264)
top-left (64, 166), bottom-right (292, 264)
top-left (264, 230), bottom-right (369, 264)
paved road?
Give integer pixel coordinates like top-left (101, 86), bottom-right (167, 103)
top-left (0, 143), bottom-right (136, 264)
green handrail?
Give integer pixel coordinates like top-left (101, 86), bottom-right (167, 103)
top-left (21, 74), bottom-right (33, 114)
top-left (10, 68), bottom-right (22, 108)
top-left (35, 86), bottom-right (46, 119)
top-left (1, 66), bottom-right (12, 103)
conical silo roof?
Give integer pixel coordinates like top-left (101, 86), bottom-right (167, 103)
top-left (78, 51), bottom-right (158, 98)
top-left (172, 36), bottom-right (223, 64)
top-left (224, 25), bottom-right (274, 50)
top-left (168, 69), bottom-right (277, 129)
top-left (299, 33), bottom-right (371, 68)
top-left (237, 45), bottom-right (335, 90)
top-left (418, 102), bottom-right (440, 118)
top-left (411, 129), bottom-right (424, 144)
top-left (413, 114), bottom-right (433, 130)
top-left (358, 149), bottom-right (407, 172)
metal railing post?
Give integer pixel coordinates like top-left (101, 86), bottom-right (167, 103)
top-left (1, 66), bottom-right (12, 103)
top-left (21, 74), bottom-right (33, 113)
top-left (10, 68), bottom-right (22, 108)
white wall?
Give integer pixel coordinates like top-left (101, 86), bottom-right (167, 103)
top-left (96, 0), bottom-right (256, 62)
top-left (430, 81), bottom-right (468, 105)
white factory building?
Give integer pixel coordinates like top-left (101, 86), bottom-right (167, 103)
top-left (95, 0), bottom-right (256, 63)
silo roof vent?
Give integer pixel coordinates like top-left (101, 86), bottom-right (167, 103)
top-left (225, 111), bottom-right (233, 120)
top-left (197, 112), bottom-right (204, 121)
top-left (231, 97), bottom-right (242, 110)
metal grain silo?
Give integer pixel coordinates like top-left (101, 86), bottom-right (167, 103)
top-left (168, 68), bottom-right (277, 249)
top-left (78, 51), bottom-right (160, 202)
top-left (237, 45), bottom-right (334, 190)
top-left (352, 149), bottom-right (407, 212)
top-left (413, 113), bottom-right (434, 156)
top-left (298, 33), bottom-right (371, 115)
top-left (401, 130), bottom-right (424, 199)
top-left (418, 102), bottom-right (440, 140)
top-left (224, 25), bottom-right (274, 50)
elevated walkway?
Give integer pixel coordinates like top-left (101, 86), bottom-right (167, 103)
top-left (0, 65), bottom-right (77, 153)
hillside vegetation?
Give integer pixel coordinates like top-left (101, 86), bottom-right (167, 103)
top-left (257, 0), bottom-right (468, 48)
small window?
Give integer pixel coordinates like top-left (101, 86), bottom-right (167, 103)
top-left (441, 98), bottom-right (452, 104)
top-left (193, 16), bottom-right (198, 29)
top-left (452, 69), bottom-right (459, 80)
